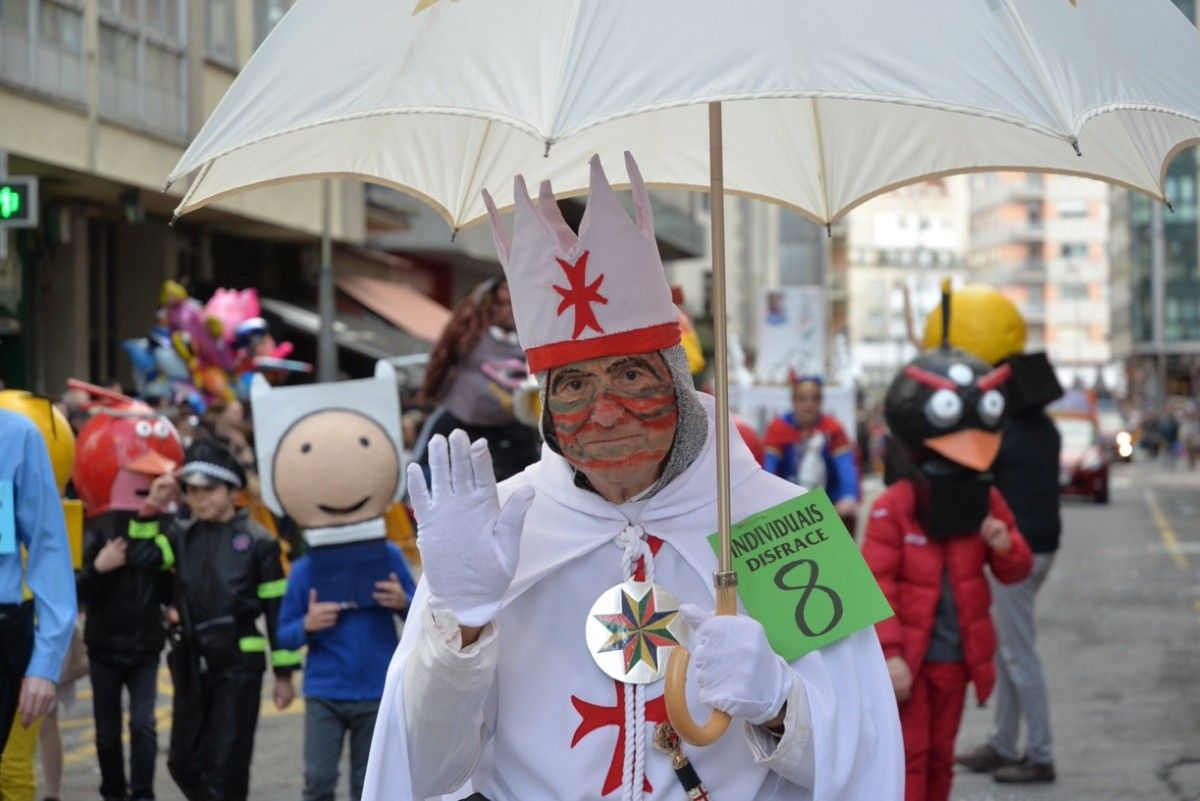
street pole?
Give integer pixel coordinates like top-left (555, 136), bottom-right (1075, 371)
top-left (317, 178), bottom-right (336, 382)
top-left (1151, 200), bottom-right (1166, 404)
top-left (0, 149), bottom-right (8, 262)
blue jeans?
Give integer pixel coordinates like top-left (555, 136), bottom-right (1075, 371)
top-left (303, 697), bottom-right (380, 801)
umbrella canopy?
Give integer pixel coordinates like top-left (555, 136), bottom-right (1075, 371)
top-left (169, 0), bottom-right (1200, 228)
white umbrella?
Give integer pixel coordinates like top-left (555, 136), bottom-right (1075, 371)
top-left (169, 0), bottom-right (1200, 228)
top-left (168, 0), bottom-right (1200, 745)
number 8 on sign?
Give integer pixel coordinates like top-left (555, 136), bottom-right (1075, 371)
top-left (774, 559), bottom-right (844, 638)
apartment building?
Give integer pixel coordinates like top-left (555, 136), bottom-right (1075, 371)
top-left (845, 177), bottom-right (970, 396)
top-left (968, 172), bottom-right (1111, 382)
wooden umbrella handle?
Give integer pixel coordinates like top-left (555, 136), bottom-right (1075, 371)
top-left (664, 585), bottom-right (738, 746)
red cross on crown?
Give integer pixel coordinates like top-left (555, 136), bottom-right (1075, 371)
top-left (483, 152), bottom-right (680, 373)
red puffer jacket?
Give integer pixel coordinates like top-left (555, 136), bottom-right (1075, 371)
top-left (863, 480), bottom-right (1033, 704)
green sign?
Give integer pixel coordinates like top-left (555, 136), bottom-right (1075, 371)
top-left (0, 186), bottom-right (21, 220)
top-left (0, 178), bottom-right (38, 227)
top-left (709, 489), bottom-right (894, 661)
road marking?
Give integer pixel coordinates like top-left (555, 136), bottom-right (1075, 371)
top-left (1145, 490), bottom-right (1191, 571)
top-left (62, 706), bottom-right (173, 766)
top-left (62, 688), bottom-right (303, 765)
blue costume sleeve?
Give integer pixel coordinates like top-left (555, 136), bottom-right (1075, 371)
top-left (826, 447), bottom-right (861, 503)
top-left (276, 557), bottom-right (311, 653)
top-left (762, 449), bottom-right (783, 476)
top-left (16, 423), bottom-right (77, 681)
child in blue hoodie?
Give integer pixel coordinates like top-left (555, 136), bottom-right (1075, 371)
top-left (278, 545), bottom-right (415, 801)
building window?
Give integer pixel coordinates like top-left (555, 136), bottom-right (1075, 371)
top-left (1059, 282), bottom-right (1089, 300)
top-left (0, 0), bottom-right (86, 104)
top-left (98, 0), bottom-right (187, 139)
top-left (1057, 200), bottom-right (1089, 219)
top-left (1060, 242), bottom-right (1089, 259)
top-left (254, 0), bottom-right (288, 47)
top-left (206, 0), bottom-right (236, 66)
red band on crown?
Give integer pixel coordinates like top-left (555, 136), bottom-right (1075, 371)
top-left (526, 322), bottom-right (682, 373)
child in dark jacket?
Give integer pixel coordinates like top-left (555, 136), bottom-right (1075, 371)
top-left (77, 510), bottom-right (173, 801)
top-left (864, 482), bottom-right (1032, 801)
top-left (278, 544), bottom-right (415, 801)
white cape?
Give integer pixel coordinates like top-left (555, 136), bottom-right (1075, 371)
top-left (362, 395), bottom-right (903, 801)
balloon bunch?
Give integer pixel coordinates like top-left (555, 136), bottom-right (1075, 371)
top-left (123, 281), bottom-right (311, 412)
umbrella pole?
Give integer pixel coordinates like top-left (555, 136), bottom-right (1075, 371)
top-left (706, 101), bottom-right (739, 613)
top-left (665, 101), bottom-right (736, 746)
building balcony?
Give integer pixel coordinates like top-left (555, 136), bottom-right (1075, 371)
top-left (978, 260), bottom-right (1047, 286)
top-left (970, 175), bottom-right (1046, 211)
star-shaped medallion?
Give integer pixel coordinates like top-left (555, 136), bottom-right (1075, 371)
top-left (554, 251), bottom-right (607, 339)
top-left (593, 586), bottom-right (680, 674)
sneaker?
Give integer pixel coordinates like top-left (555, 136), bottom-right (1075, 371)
top-left (994, 758), bottom-right (1057, 783)
top-left (955, 744), bottom-right (1020, 773)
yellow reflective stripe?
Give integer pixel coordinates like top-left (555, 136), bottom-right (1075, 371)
top-left (238, 636), bottom-right (266, 653)
top-left (256, 578), bottom-right (288, 600)
top-left (271, 649), bottom-right (303, 668)
top-left (155, 535), bottom-right (175, 570)
top-left (127, 520), bottom-right (159, 540)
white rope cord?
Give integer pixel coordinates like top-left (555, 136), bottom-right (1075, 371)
top-left (622, 675), bottom-right (637, 801)
top-left (632, 683), bottom-right (647, 801)
top-left (617, 523), bottom-right (654, 582)
top-left (615, 523), bottom-right (653, 801)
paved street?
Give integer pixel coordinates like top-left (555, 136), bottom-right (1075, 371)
top-left (52, 459), bottom-right (1200, 801)
top-left (953, 460), bottom-right (1200, 801)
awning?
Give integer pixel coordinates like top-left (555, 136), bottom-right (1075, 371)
top-left (336, 275), bottom-right (451, 343)
top-left (259, 297), bottom-right (429, 360)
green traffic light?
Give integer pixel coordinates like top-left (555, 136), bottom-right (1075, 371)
top-left (0, 186), bottom-right (19, 220)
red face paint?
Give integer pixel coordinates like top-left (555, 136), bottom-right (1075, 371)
top-left (548, 354), bottom-right (678, 488)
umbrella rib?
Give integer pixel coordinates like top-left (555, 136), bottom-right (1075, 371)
top-left (810, 97), bottom-right (833, 225)
top-left (171, 160), bottom-right (213, 223)
top-left (454, 119), bottom-right (495, 229)
top-left (999, 0), bottom-right (1076, 145)
top-left (545, 0), bottom-right (586, 146)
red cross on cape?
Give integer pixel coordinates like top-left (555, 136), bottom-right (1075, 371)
top-left (571, 680), bottom-right (667, 797)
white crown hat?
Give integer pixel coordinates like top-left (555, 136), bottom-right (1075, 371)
top-left (249, 360), bottom-right (403, 517)
top-left (483, 152), bottom-right (680, 374)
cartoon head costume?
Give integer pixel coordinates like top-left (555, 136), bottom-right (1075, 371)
top-left (70, 381), bottom-right (184, 519)
top-left (0, 390), bottom-right (84, 566)
top-left (251, 361), bottom-right (403, 607)
top-left (922, 283), bottom-right (1063, 415)
top-left (885, 288), bottom-right (1013, 539)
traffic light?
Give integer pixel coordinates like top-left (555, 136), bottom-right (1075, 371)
top-left (0, 177), bottom-right (38, 228)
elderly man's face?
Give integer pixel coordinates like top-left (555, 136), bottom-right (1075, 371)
top-left (547, 353), bottom-right (677, 496)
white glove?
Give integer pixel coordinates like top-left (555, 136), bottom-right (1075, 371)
top-left (408, 430), bottom-right (535, 627)
top-left (679, 604), bottom-right (793, 725)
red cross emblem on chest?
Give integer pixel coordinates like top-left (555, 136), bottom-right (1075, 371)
top-left (570, 680), bottom-right (667, 797)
